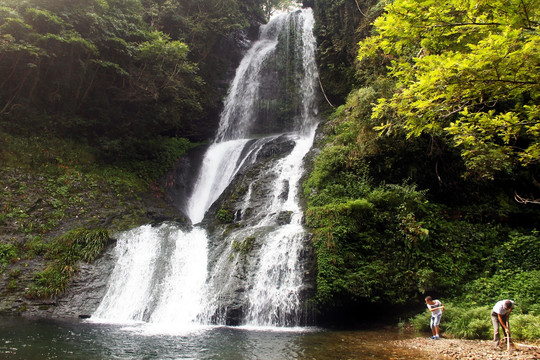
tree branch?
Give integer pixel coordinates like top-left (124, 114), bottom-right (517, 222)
top-left (514, 192), bottom-right (540, 205)
top-left (318, 76), bottom-right (335, 108)
top-left (467, 78), bottom-right (538, 85)
top-left (427, 22), bottom-right (503, 29)
top-left (353, 0), bottom-right (367, 17)
top-left (427, 21), bottom-right (536, 31)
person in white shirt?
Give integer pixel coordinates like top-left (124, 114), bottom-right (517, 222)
top-left (425, 296), bottom-right (444, 339)
top-left (491, 299), bottom-right (514, 348)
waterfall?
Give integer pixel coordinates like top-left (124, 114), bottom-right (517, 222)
top-left (92, 224), bottom-right (208, 326)
top-left (92, 8), bottom-right (319, 330)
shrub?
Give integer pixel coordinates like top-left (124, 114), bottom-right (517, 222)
top-left (26, 228), bottom-right (110, 299)
top-left (462, 270), bottom-right (540, 313)
top-left (217, 208), bottom-right (233, 223)
top-left (491, 230), bottom-right (540, 272)
top-left (511, 314), bottom-right (540, 341)
top-left (100, 137), bottom-right (191, 182)
top-left (0, 243), bottom-right (18, 272)
top-left (444, 306), bottom-right (492, 340)
top-left (410, 304), bottom-right (540, 341)
top-left (232, 236), bottom-right (255, 255)
top-left (26, 264), bottom-right (74, 299)
top-left (409, 309), bottom-right (432, 333)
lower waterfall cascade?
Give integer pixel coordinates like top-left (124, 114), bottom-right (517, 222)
top-left (92, 8), bottom-right (320, 330)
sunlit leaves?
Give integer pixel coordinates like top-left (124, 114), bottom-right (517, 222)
top-left (138, 32), bottom-right (189, 63)
top-left (359, 0), bottom-right (540, 179)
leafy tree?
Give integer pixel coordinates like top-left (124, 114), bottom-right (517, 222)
top-left (359, 0), bottom-right (540, 180)
top-left (0, 0), bottom-right (202, 143)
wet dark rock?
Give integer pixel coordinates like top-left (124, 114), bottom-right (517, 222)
top-left (277, 211), bottom-right (292, 225)
top-left (161, 144), bottom-right (209, 218)
top-left (50, 244), bottom-right (118, 318)
top-left (255, 136), bottom-right (296, 161)
top-left (279, 181), bottom-right (290, 201)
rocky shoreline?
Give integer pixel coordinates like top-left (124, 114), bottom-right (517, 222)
top-left (394, 337), bottom-right (540, 360)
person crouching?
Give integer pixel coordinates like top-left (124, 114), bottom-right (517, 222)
top-left (425, 296), bottom-right (444, 340)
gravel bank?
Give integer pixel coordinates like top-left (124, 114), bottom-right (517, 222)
top-left (393, 337), bottom-right (540, 360)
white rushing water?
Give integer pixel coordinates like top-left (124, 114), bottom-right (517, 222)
top-left (244, 129), bottom-right (317, 327)
top-left (92, 224), bottom-right (208, 327)
top-left (186, 139), bottom-right (251, 224)
top-left (215, 12), bottom-right (289, 142)
top-left (244, 10), bottom-right (319, 326)
top-left (92, 8), bottom-right (319, 330)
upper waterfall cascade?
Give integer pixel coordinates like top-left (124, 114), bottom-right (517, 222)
top-left (92, 8), bottom-right (319, 330)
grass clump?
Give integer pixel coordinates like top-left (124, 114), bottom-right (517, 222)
top-left (232, 236), bottom-right (255, 255)
top-left (512, 314), bottom-right (540, 341)
top-left (0, 243), bottom-right (19, 272)
top-left (217, 208), bottom-right (234, 223)
top-left (444, 305), bottom-right (492, 340)
top-left (25, 228), bottom-right (110, 299)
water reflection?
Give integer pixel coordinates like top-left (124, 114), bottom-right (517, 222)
top-left (0, 317), bottom-right (428, 360)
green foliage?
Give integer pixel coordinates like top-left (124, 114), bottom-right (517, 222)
top-left (0, 0), bottom-right (277, 156)
top-left (0, 132), bottom-right (154, 239)
top-left (491, 230), bottom-right (540, 271)
top-left (462, 270), bottom-right (540, 314)
top-left (49, 228), bottom-right (110, 263)
top-left (0, 0), bottom-right (204, 148)
top-left (26, 228), bottom-right (110, 299)
top-left (231, 236), bottom-right (255, 255)
top-left (407, 237), bottom-right (540, 339)
top-left (444, 306), bottom-right (493, 340)
top-left (408, 307), bottom-right (432, 333)
top-left (512, 314), bottom-right (540, 341)
top-left (410, 304), bottom-right (491, 339)
top-left (0, 242), bottom-right (18, 272)
top-left (100, 136), bottom-right (191, 182)
top-left (22, 236), bottom-right (46, 258)
top-left (409, 303), bottom-right (540, 341)
top-left (27, 263), bottom-right (73, 299)
top-left (304, 71), bottom-right (539, 318)
top-left (307, 0), bottom-right (540, 326)
top-left (359, 0), bottom-right (540, 180)
top-left (306, 173), bottom-right (432, 307)
top-left (217, 209), bottom-right (234, 224)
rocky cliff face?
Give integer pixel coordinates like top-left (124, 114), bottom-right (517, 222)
top-left (188, 28), bottom-right (258, 142)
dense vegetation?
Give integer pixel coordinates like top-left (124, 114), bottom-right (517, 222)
top-left (304, 0), bottom-right (539, 333)
top-left (0, 0), bottom-right (290, 148)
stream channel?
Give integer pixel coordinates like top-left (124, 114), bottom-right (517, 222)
top-left (0, 316), bottom-right (431, 360)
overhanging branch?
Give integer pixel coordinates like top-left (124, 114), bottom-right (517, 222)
top-left (514, 192), bottom-right (540, 205)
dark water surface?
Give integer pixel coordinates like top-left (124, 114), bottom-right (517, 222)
top-left (0, 317), bottom-right (428, 359)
